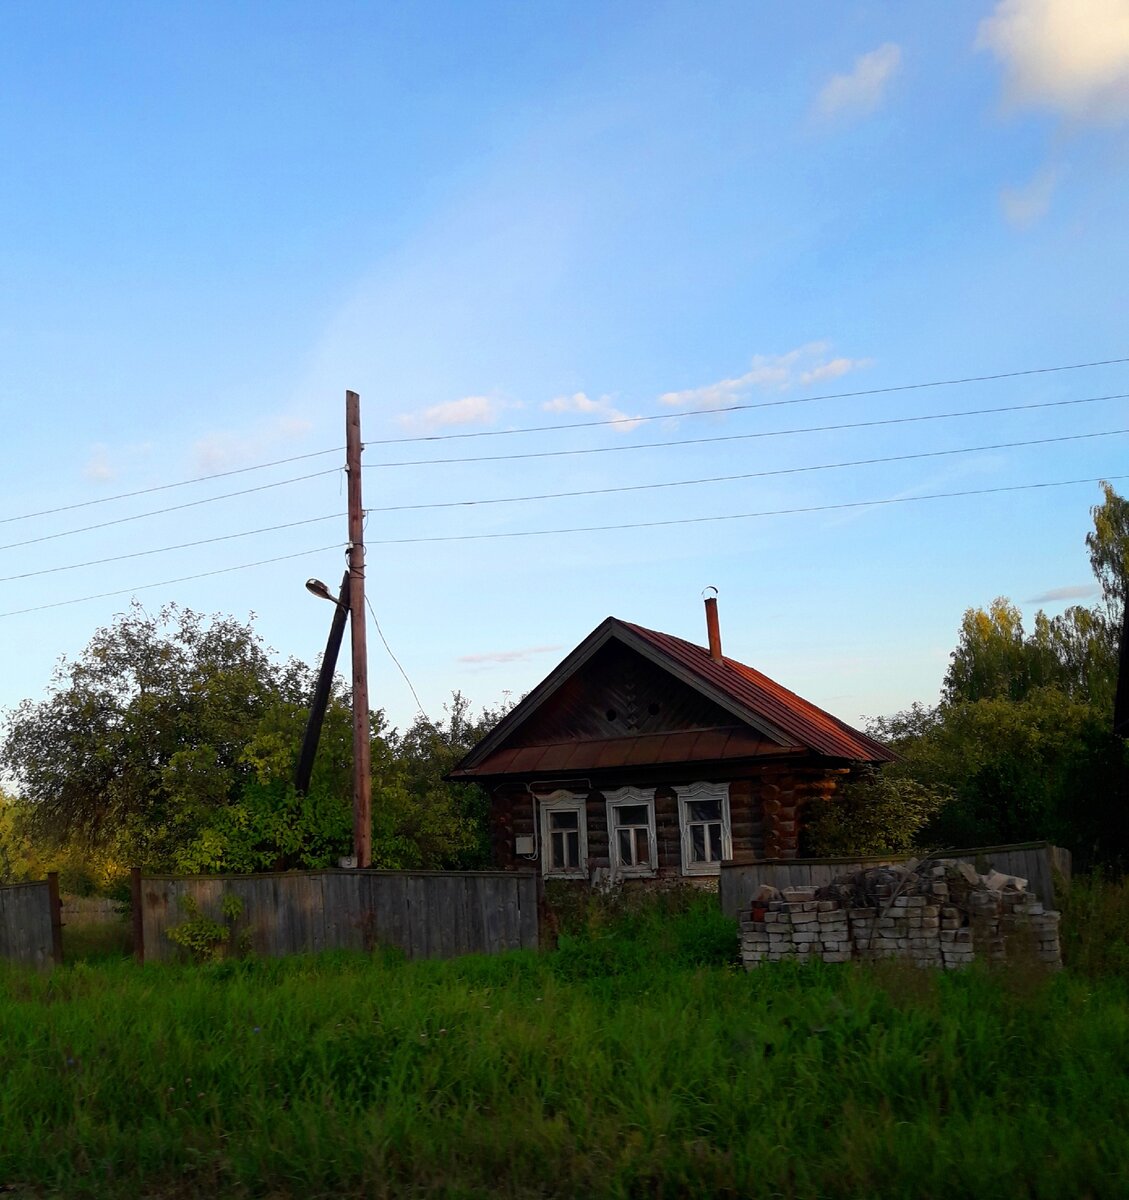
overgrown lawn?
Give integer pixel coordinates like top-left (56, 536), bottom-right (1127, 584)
top-left (2, 893), bottom-right (1128, 1198)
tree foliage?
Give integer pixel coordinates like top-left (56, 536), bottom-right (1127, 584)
top-left (1, 603), bottom-right (505, 879)
top-left (803, 768), bottom-right (950, 858)
top-left (876, 484), bottom-right (1129, 870)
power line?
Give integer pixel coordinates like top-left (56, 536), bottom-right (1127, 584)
top-left (364, 594), bottom-right (426, 718)
top-left (0, 468), bottom-right (341, 554)
top-left (362, 429), bottom-right (1128, 514)
top-left (1, 447), bottom-right (344, 526)
top-left (370, 354), bottom-right (1129, 443)
top-left (4, 475), bottom-right (1123, 617)
top-left (363, 393), bottom-right (1128, 468)
top-left (365, 474), bottom-right (1129, 545)
top-left (12, 429), bottom-right (1121, 583)
top-left (0, 543), bottom-right (346, 618)
top-left (0, 513), bottom-right (345, 584)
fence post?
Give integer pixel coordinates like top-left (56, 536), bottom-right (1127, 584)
top-left (46, 872), bottom-right (63, 966)
top-left (130, 867), bottom-right (144, 964)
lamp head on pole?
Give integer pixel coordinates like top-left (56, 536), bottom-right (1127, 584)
top-left (305, 577), bottom-right (348, 608)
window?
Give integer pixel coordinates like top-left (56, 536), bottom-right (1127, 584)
top-left (539, 792), bottom-right (588, 878)
top-left (604, 787), bottom-right (658, 877)
top-left (677, 783), bottom-right (732, 876)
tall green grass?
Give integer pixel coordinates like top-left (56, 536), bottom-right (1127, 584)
top-left (1, 891), bottom-right (1127, 1198)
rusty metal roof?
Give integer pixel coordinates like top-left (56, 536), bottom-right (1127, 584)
top-left (450, 616), bottom-right (893, 780)
top-left (619, 621), bottom-right (894, 763)
top-left (456, 727), bottom-right (800, 778)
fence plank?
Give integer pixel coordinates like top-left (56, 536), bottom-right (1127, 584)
top-left (136, 869), bottom-right (538, 963)
top-left (0, 881), bottom-right (56, 969)
top-left (720, 842), bottom-right (1069, 918)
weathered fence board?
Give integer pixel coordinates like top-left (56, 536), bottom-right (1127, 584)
top-left (0, 878), bottom-right (61, 969)
top-left (138, 868), bottom-right (539, 963)
top-left (719, 842), bottom-right (1071, 920)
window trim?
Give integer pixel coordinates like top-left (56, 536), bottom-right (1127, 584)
top-left (676, 782), bottom-right (732, 876)
top-left (604, 786), bottom-right (658, 878)
top-left (539, 791), bottom-right (588, 879)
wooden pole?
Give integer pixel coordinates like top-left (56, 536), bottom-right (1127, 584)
top-left (46, 871), bottom-right (63, 966)
top-left (294, 569), bottom-right (351, 795)
top-left (130, 866), bottom-right (144, 964)
top-left (346, 390), bottom-right (373, 868)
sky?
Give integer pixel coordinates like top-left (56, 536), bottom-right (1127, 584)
top-left (1, 0), bottom-right (1128, 735)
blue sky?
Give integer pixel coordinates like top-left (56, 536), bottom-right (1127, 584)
top-left (1, 0), bottom-right (1128, 733)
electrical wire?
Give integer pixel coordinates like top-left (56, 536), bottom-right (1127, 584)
top-left (0, 544), bottom-right (346, 619)
top-left (4, 474), bottom-right (1124, 618)
top-left (18, 429), bottom-right (1116, 584)
top-left (0, 468), bottom-right (341, 553)
top-left (1, 447), bottom-right (344, 526)
top-left (361, 429), bottom-right (1128, 514)
top-left (364, 474), bottom-right (1129, 545)
top-left (370, 355), bottom-right (1129, 443)
top-left (0, 514), bottom-right (346, 583)
top-left (364, 594), bottom-right (427, 717)
top-left (362, 393), bottom-right (1128, 468)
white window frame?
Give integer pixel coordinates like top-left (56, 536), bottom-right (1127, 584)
top-left (604, 787), bottom-right (658, 878)
top-left (676, 782), bottom-right (732, 876)
top-left (539, 791), bottom-right (588, 879)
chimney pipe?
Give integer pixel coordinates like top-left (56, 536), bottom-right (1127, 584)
top-left (703, 588), bottom-right (722, 662)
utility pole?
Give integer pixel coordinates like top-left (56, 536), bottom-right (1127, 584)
top-left (294, 569), bottom-right (351, 797)
top-left (346, 390), bottom-right (373, 867)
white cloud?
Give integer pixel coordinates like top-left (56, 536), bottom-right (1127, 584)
top-left (193, 414), bottom-right (313, 472)
top-left (977, 0), bottom-right (1129, 122)
top-left (1025, 584), bottom-right (1100, 603)
top-left (83, 444), bottom-right (116, 484)
top-left (816, 42), bottom-right (902, 120)
top-left (396, 394), bottom-right (504, 433)
top-left (458, 644), bottom-right (562, 666)
top-left (542, 391), bottom-right (644, 433)
top-left (658, 344), bottom-right (872, 409)
top-left (82, 440), bottom-right (154, 485)
top-left (1000, 165), bottom-right (1061, 226)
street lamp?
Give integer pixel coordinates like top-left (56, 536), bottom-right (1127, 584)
top-left (305, 577), bottom-right (348, 607)
top-left (294, 569), bottom-right (352, 800)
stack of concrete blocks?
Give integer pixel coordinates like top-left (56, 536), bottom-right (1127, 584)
top-left (741, 887), bottom-right (851, 964)
top-left (739, 862), bottom-right (1063, 971)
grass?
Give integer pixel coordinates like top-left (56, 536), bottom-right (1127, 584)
top-left (1, 890), bottom-right (1127, 1199)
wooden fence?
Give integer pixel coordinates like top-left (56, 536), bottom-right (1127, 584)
top-left (135, 868), bottom-right (540, 963)
top-left (719, 841), bottom-right (1072, 920)
top-left (0, 874), bottom-right (62, 969)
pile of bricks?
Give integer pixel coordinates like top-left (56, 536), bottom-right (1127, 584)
top-left (740, 861), bottom-right (1062, 970)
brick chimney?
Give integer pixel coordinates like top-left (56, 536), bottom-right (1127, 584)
top-left (704, 589), bottom-right (723, 662)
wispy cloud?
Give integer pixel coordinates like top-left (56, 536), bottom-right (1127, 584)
top-left (1025, 584), bottom-right (1099, 603)
top-left (396, 394), bottom-right (509, 433)
top-left (83, 444), bottom-right (116, 484)
top-left (658, 343), bottom-right (871, 410)
top-left (82, 440), bottom-right (153, 485)
top-left (816, 43), bottom-right (902, 120)
top-left (458, 644), bottom-right (562, 666)
top-left (542, 392), bottom-right (644, 433)
top-left (193, 414), bottom-right (313, 472)
top-left (977, 0), bottom-right (1129, 122)
top-left (1000, 164), bottom-right (1061, 227)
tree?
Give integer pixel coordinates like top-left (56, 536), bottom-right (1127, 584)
top-left (1086, 480), bottom-right (1129, 619)
top-left (1, 603), bottom-right (279, 866)
top-left (2, 603), bottom-right (508, 877)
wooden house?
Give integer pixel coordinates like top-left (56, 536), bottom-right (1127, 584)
top-left (449, 597), bottom-right (894, 885)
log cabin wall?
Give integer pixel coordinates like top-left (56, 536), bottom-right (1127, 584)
top-left (489, 760), bottom-right (852, 876)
